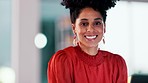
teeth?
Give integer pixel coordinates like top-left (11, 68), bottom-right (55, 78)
top-left (86, 35), bottom-right (97, 39)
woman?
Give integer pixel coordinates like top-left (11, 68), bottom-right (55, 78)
top-left (47, 0), bottom-right (128, 83)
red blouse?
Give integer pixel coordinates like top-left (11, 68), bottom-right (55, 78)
top-left (47, 46), bottom-right (127, 83)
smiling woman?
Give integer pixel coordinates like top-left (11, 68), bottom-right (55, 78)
top-left (73, 7), bottom-right (105, 55)
top-left (47, 0), bottom-right (128, 83)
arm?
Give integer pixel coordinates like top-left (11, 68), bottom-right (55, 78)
top-left (47, 50), bottom-right (73, 83)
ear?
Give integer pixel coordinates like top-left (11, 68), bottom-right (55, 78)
top-left (72, 24), bottom-right (76, 34)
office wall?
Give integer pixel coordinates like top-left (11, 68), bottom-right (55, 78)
top-left (103, 1), bottom-right (148, 75)
top-left (11, 0), bottom-right (40, 83)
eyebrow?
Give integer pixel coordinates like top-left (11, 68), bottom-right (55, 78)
top-left (80, 18), bottom-right (103, 21)
top-left (94, 18), bottom-right (103, 21)
top-left (80, 18), bottom-right (88, 21)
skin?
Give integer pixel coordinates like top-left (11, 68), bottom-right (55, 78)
top-left (72, 7), bottom-right (106, 56)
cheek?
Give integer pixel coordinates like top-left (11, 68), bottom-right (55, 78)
top-left (75, 27), bottom-right (86, 35)
top-left (96, 28), bottom-right (104, 34)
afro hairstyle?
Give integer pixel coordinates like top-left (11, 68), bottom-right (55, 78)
top-left (61, 0), bottom-right (119, 23)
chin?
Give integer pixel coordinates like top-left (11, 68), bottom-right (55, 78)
top-left (79, 41), bottom-right (99, 48)
top-left (85, 43), bottom-right (98, 48)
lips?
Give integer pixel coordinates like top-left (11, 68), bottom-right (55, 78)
top-left (85, 35), bottom-right (98, 40)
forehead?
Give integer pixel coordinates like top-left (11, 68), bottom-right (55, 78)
top-left (78, 7), bottom-right (102, 19)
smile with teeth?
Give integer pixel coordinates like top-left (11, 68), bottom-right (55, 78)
top-left (85, 35), bottom-right (98, 39)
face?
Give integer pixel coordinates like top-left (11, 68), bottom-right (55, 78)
top-left (72, 7), bottom-right (106, 48)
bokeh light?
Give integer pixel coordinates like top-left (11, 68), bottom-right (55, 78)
top-left (0, 67), bottom-right (15, 83)
top-left (34, 33), bottom-right (47, 49)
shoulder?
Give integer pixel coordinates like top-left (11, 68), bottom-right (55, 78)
top-left (48, 46), bottom-right (75, 64)
top-left (100, 50), bottom-right (126, 65)
top-left (101, 50), bottom-right (127, 72)
top-left (47, 47), bottom-right (75, 82)
top-left (100, 51), bottom-right (128, 82)
top-left (63, 46), bottom-right (75, 52)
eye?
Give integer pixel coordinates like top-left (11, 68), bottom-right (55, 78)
top-left (80, 22), bottom-right (88, 27)
top-left (94, 22), bottom-right (101, 26)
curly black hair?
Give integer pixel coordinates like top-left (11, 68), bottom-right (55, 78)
top-left (61, 0), bottom-right (119, 23)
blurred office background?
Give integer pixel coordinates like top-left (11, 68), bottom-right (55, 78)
top-left (0, 0), bottom-right (148, 83)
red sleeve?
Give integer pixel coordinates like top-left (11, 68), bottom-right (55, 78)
top-left (113, 55), bottom-right (128, 83)
top-left (47, 50), bottom-right (73, 83)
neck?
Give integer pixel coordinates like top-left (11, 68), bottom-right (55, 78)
top-left (78, 43), bottom-right (98, 56)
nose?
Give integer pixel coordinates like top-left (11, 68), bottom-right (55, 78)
top-left (87, 25), bottom-right (94, 32)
